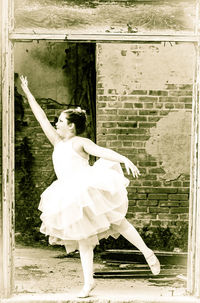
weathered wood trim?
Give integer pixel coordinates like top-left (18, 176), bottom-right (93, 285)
top-left (9, 33), bottom-right (198, 43)
top-left (187, 1), bottom-right (200, 294)
top-left (1, 0), bottom-right (15, 298)
top-left (187, 42), bottom-right (198, 296)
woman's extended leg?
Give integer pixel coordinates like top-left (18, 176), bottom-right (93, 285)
top-left (78, 240), bottom-right (96, 298)
top-left (113, 219), bottom-right (160, 275)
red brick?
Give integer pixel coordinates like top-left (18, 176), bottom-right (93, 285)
top-left (179, 201), bottom-right (189, 207)
top-left (149, 168), bottom-right (165, 174)
top-left (148, 194), bottom-right (168, 200)
top-left (137, 214), bottom-right (157, 219)
top-left (165, 103), bottom-right (174, 109)
top-left (130, 90), bottom-right (148, 95)
top-left (117, 122), bottom-right (137, 128)
top-left (109, 141), bottom-right (123, 148)
top-left (120, 96), bottom-right (138, 102)
top-left (98, 109), bottom-right (118, 115)
top-left (170, 207), bottom-right (189, 214)
top-left (174, 103), bottom-right (185, 109)
top-left (97, 89), bottom-right (104, 95)
top-left (178, 188), bottom-right (189, 194)
top-left (144, 103), bottom-right (154, 109)
top-left (185, 104), bottom-right (192, 109)
top-left (122, 141), bottom-right (133, 147)
top-left (155, 103), bottom-right (163, 109)
top-left (139, 161), bottom-right (157, 167)
top-left (134, 103), bottom-right (143, 108)
top-left (106, 96), bottom-right (118, 102)
top-left (117, 135), bottom-right (149, 141)
top-left (168, 194), bottom-right (188, 201)
top-left (97, 102), bottom-right (106, 108)
top-left (160, 201), bottom-right (179, 207)
top-left (179, 214), bottom-right (189, 220)
top-left (102, 122), bottom-right (117, 128)
top-left (149, 90), bottom-right (168, 96)
top-left (98, 96), bottom-right (108, 101)
top-left (123, 103), bottom-right (134, 108)
top-left (108, 89), bottom-right (118, 94)
top-left (159, 97), bottom-right (177, 102)
top-left (148, 117), bottom-right (160, 122)
top-left (158, 214), bottom-right (178, 220)
top-left (128, 116), bottom-right (147, 121)
top-left (179, 97), bottom-right (192, 103)
top-left (179, 84), bottom-right (193, 90)
top-left (142, 181), bottom-right (153, 186)
top-left (138, 200), bottom-right (158, 206)
top-left (151, 220), bottom-right (163, 226)
top-left (132, 206), bottom-right (148, 212)
top-left (169, 90), bottom-right (192, 96)
top-left (139, 110), bottom-right (157, 115)
top-left (165, 84), bottom-right (179, 90)
top-left (149, 207), bottom-right (169, 213)
top-left (160, 110), bottom-right (170, 116)
top-left (172, 181), bottom-right (182, 187)
top-left (118, 109), bottom-right (138, 115)
top-left (144, 175), bottom-right (157, 180)
top-left (139, 122), bottom-right (156, 128)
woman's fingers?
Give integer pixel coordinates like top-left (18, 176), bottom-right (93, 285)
top-left (20, 75), bottom-right (28, 86)
top-left (130, 164), bottom-right (140, 178)
top-left (124, 160), bottom-right (140, 178)
top-left (124, 162), bottom-right (130, 175)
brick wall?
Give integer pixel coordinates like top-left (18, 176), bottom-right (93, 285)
top-left (96, 42), bottom-right (194, 229)
top-left (15, 98), bottom-right (64, 195)
top-left (15, 41), bottom-right (194, 237)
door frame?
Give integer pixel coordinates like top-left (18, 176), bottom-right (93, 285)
top-left (1, 0), bottom-right (200, 298)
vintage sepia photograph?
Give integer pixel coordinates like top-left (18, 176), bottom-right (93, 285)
top-left (1, 0), bottom-right (200, 302)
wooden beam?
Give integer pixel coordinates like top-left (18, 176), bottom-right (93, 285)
top-left (9, 33), bottom-right (198, 43)
top-left (187, 2), bottom-right (200, 297)
top-left (1, 0), bottom-right (15, 298)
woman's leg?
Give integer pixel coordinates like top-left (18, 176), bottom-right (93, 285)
top-left (78, 240), bottom-right (96, 297)
top-left (113, 219), bottom-right (160, 275)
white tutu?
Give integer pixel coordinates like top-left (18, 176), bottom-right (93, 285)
top-left (38, 140), bottom-right (129, 253)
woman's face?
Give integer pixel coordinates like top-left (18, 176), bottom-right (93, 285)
top-left (56, 112), bottom-right (73, 137)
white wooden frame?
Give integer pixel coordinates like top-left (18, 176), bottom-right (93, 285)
top-left (1, 0), bottom-right (15, 298)
top-left (1, 0), bottom-right (200, 299)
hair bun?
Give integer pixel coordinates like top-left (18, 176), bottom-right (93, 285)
top-left (75, 107), bottom-right (86, 115)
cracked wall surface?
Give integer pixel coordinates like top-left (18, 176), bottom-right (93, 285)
top-left (146, 110), bottom-right (192, 181)
top-left (14, 41), bottom-right (71, 104)
top-left (96, 42), bottom-right (194, 228)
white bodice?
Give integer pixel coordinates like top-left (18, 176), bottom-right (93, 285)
top-left (52, 140), bottom-right (89, 180)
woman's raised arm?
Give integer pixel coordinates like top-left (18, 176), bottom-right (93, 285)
top-left (82, 138), bottom-right (140, 178)
top-left (20, 76), bottom-right (60, 146)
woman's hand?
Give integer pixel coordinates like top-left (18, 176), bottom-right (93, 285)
top-left (20, 75), bottom-right (29, 94)
top-left (123, 157), bottom-right (140, 178)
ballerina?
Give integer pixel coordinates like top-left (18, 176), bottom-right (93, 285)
top-left (20, 75), bottom-right (160, 298)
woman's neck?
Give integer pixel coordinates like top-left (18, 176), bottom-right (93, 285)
top-left (62, 133), bottom-right (76, 141)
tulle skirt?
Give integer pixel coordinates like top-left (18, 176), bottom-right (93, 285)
top-left (38, 159), bottom-right (129, 253)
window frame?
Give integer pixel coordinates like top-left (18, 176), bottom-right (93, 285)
top-left (1, 0), bottom-right (200, 299)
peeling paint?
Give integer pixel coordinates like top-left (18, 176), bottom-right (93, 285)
top-left (14, 0), bottom-right (195, 33)
top-left (97, 43), bottom-right (195, 94)
top-left (146, 110), bottom-right (191, 181)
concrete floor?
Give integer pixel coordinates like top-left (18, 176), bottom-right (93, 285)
top-left (2, 245), bottom-right (200, 303)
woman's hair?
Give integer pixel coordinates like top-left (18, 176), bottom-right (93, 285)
top-left (62, 107), bottom-right (87, 135)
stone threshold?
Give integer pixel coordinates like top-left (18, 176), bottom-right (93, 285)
top-left (1, 293), bottom-right (200, 303)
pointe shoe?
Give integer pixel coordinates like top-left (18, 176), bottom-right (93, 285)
top-left (77, 281), bottom-right (96, 298)
top-left (145, 251), bottom-right (160, 275)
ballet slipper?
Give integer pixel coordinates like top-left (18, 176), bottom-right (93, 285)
top-left (77, 281), bottom-right (96, 298)
top-left (145, 252), bottom-right (160, 275)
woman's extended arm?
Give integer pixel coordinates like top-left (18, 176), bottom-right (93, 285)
top-left (20, 76), bottom-right (60, 146)
top-left (82, 138), bottom-right (140, 178)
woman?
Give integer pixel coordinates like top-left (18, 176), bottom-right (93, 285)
top-left (20, 75), bottom-right (160, 298)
